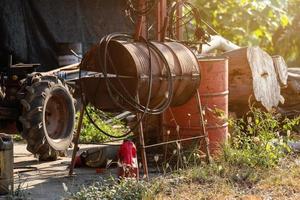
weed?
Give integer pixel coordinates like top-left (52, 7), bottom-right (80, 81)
top-left (177, 108), bottom-right (300, 195)
top-left (225, 107), bottom-right (299, 168)
top-left (69, 177), bottom-right (161, 200)
top-left (70, 108), bottom-right (300, 200)
top-left (5, 174), bottom-right (31, 200)
top-left (12, 135), bottom-right (24, 142)
top-left (78, 106), bottom-right (130, 143)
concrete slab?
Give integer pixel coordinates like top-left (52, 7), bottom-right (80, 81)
top-left (4, 142), bottom-right (119, 200)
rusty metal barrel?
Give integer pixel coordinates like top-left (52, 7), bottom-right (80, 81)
top-left (80, 40), bottom-right (200, 111)
top-left (0, 133), bottom-right (13, 195)
top-left (163, 57), bottom-right (228, 154)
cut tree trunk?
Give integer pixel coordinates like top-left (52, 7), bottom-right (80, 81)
top-left (222, 47), bottom-right (284, 116)
top-left (278, 68), bottom-right (300, 116)
top-left (272, 55), bottom-right (288, 86)
top-left (201, 36), bottom-right (289, 116)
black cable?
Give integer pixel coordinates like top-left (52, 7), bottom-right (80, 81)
top-left (78, 44), bottom-right (132, 139)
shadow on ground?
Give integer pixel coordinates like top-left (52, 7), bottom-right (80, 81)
top-left (10, 143), bottom-right (118, 200)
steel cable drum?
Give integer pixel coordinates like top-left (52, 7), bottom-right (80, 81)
top-left (80, 40), bottom-right (200, 111)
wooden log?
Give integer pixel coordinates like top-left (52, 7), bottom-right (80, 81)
top-left (272, 55), bottom-right (288, 86)
top-left (222, 47), bottom-right (284, 116)
top-left (278, 69), bottom-right (300, 116)
top-left (287, 67), bottom-right (300, 75)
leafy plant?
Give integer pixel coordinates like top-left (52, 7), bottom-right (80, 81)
top-left (78, 106), bottom-right (129, 143)
top-left (225, 108), bottom-right (300, 168)
top-left (183, 107), bottom-right (300, 188)
top-left (273, 0), bottom-right (300, 65)
top-left (12, 134), bottom-right (24, 142)
top-left (194, 0), bottom-right (290, 50)
top-left (191, 0), bottom-right (300, 66)
top-left (70, 178), bottom-right (161, 200)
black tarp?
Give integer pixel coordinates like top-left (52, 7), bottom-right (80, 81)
top-left (0, 0), bottom-right (133, 71)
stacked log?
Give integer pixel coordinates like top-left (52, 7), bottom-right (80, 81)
top-left (201, 36), bottom-right (290, 116)
top-left (222, 47), bottom-right (285, 116)
top-left (272, 55), bottom-right (288, 86)
top-left (278, 68), bottom-right (300, 116)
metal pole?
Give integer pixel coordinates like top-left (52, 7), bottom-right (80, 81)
top-left (195, 89), bottom-right (211, 163)
top-left (69, 105), bottom-right (85, 176)
top-left (135, 96), bottom-right (149, 180)
top-left (175, 1), bottom-right (183, 40)
top-left (144, 135), bottom-right (206, 149)
top-left (134, 0), bottom-right (147, 41)
top-left (156, 0), bottom-right (167, 41)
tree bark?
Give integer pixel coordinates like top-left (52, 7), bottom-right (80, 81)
top-left (272, 55), bottom-right (288, 86)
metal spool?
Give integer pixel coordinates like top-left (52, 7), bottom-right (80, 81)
top-left (0, 134), bottom-right (13, 195)
top-left (80, 40), bottom-right (200, 111)
top-left (164, 57), bottom-right (229, 154)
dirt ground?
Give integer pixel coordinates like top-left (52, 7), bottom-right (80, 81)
top-left (3, 142), bottom-right (300, 200)
top-left (2, 142), bottom-right (119, 200)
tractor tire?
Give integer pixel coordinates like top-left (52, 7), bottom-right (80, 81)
top-left (19, 76), bottom-right (75, 161)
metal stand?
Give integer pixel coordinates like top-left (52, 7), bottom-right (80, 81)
top-left (135, 96), bottom-right (149, 179)
top-left (195, 89), bottom-right (211, 163)
top-left (136, 89), bottom-right (211, 178)
top-left (69, 105), bottom-right (85, 176)
top-left (158, 90), bottom-right (211, 163)
top-left (67, 88), bottom-right (211, 178)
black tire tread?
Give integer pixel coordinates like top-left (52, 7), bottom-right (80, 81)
top-left (20, 76), bottom-right (73, 161)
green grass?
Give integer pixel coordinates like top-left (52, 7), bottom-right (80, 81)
top-left (12, 134), bottom-right (24, 142)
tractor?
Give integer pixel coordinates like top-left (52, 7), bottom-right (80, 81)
top-left (0, 58), bottom-right (75, 161)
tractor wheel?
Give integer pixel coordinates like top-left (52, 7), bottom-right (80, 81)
top-left (19, 76), bottom-right (75, 161)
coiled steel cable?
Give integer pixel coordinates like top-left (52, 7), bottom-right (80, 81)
top-left (79, 33), bottom-right (174, 138)
top-left (99, 33), bottom-right (173, 114)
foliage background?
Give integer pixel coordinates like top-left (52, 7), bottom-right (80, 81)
top-left (193, 0), bottom-right (300, 66)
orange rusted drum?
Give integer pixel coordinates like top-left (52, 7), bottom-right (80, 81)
top-left (163, 57), bottom-right (228, 154)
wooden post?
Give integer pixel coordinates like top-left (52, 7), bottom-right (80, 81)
top-left (69, 105), bottom-right (85, 176)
